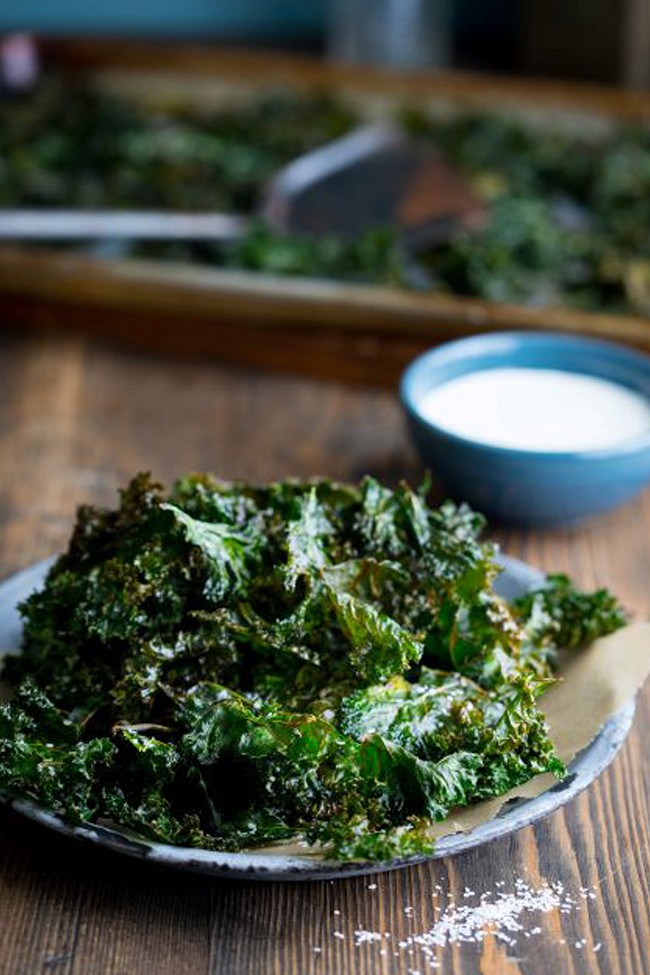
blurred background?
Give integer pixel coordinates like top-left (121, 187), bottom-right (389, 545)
top-left (0, 0), bottom-right (648, 86)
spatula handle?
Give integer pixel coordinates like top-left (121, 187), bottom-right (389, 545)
top-left (0, 209), bottom-right (248, 241)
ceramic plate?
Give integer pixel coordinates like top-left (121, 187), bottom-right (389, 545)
top-left (0, 556), bottom-right (635, 880)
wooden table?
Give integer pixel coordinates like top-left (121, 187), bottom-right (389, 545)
top-left (0, 326), bottom-right (649, 975)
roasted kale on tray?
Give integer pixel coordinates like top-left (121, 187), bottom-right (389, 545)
top-left (0, 474), bottom-right (625, 860)
top-left (5, 78), bottom-right (650, 311)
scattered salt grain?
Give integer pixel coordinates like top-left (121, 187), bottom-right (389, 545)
top-left (354, 931), bottom-right (382, 945)
top-left (340, 879), bottom-right (602, 969)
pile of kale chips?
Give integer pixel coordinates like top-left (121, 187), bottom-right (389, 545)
top-left (0, 474), bottom-right (625, 861)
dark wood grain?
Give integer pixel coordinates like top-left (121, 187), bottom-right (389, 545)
top-left (0, 327), bottom-right (648, 975)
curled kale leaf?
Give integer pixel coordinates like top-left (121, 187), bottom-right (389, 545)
top-left (514, 572), bottom-right (627, 661)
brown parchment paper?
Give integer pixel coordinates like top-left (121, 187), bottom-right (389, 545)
top-left (265, 621), bottom-right (650, 857)
top-left (425, 620), bottom-right (650, 840)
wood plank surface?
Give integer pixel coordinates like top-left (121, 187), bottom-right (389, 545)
top-left (0, 327), bottom-right (649, 975)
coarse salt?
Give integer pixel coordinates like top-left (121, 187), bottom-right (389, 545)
top-left (341, 878), bottom-right (602, 969)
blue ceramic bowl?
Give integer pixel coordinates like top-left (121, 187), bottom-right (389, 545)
top-left (400, 331), bottom-right (650, 527)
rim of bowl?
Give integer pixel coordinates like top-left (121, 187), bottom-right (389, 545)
top-left (399, 331), bottom-right (650, 462)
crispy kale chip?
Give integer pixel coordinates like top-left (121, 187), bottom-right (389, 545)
top-left (0, 473), bottom-right (625, 860)
top-left (0, 81), bottom-right (358, 214)
top-left (513, 572), bottom-right (627, 658)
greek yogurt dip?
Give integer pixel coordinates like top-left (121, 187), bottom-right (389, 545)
top-left (418, 367), bottom-right (650, 452)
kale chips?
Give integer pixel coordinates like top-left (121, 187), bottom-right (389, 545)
top-left (0, 474), bottom-right (625, 860)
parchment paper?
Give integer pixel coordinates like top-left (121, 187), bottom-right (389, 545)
top-left (261, 621), bottom-right (650, 856)
top-left (425, 620), bottom-right (650, 839)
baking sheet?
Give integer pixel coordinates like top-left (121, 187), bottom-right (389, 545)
top-left (3, 41), bottom-right (650, 385)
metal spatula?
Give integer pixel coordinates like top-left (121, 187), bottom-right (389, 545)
top-left (0, 124), bottom-right (484, 247)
